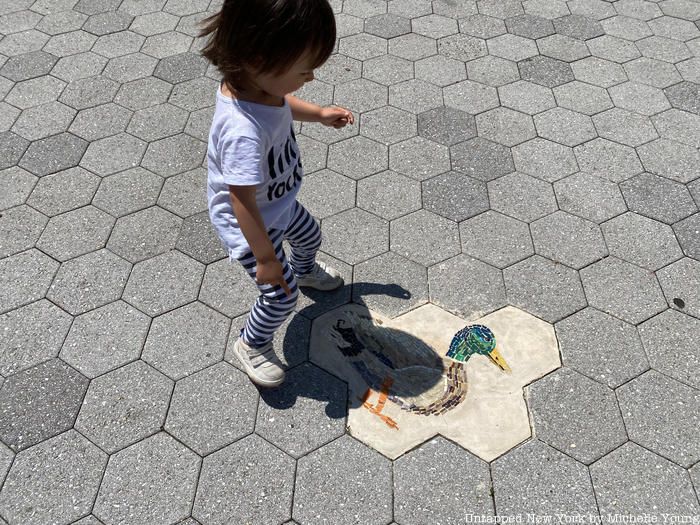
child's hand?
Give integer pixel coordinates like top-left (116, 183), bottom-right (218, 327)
top-left (255, 258), bottom-right (292, 297)
top-left (319, 106), bottom-right (354, 128)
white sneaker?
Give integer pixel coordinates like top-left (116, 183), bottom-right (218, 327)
top-left (296, 261), bottom-right (344, 291)
top-left (233, 338), bottom-right (285, 387)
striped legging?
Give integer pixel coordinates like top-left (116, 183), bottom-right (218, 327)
top-left (234, 200), bottom-right (321, 348)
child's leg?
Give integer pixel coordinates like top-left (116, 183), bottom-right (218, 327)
top-left (284, 200), bottom-right (322, 277)
top-left (236, 229), bottom-right (299, 347)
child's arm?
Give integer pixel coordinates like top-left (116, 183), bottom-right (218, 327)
top-left (286, 95), bottom-right (354, 127)
top-left (229, 185), bottom-right (292, 296)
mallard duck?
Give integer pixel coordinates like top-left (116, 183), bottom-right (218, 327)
top-left (326, 311), bottom-right (511, 429)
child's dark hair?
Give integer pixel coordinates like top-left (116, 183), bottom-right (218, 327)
top-left (199, 0), bottom-right (336, 88)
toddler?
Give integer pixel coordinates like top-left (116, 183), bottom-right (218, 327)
top-left (200, 0), bottom-right (354, 387)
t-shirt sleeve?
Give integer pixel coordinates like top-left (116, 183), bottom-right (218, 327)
top-left (219, 133), bottom-right (265, 186)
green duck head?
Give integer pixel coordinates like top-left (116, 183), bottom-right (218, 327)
top-left (446, 324), bottom-right (511, 373)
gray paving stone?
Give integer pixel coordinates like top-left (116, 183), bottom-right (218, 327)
top-left (394, 437), bottom-right (492, 523)
top-left (296, 169), bottom-right (355, 220)
top-left (609, 81), bottom-right (672, 117)
top-left (35, 9), bottom-right (87, 34)
top-left (93, 167), bottom-right (164, 217)
top-left (466, 55), bottom-right (520, 87)
top-left (489, 33), bottom-right (540, 62)
top-left (588, 34), bottom-right (642, 64)
top-left (492, 439), bottom-right (598, 514)
top-left (530, 367), bottom-right (627, 464)
top-left (664, 80), bottom-right (700, 116)
top-left (255, 362), bottom-right (347, 456)
top-left (531, 211), bottom-right (607, 269)
top-left (124, 250), bottom-right (204, 317)
top-left (193, 434), bottom-right (294, 525)
top-left (659, 0), bottom-right (700, 20)
top-left (504, 255), bottom-right (586, 322)
top-left (416, 106), bottom-right (476, 146)
top-left (162, 0), bottom-right (208, 16)
top-left (554, 80), bottom-right (613, 116)
top-left (184, 105), bottom-right (215, 143)
top-left (518, 55), bottom-right (575, 87)
top-left (0, 166), bottom-right (36, 211)
top-left (389, 79), bottom-right (443, 114)
top-left (91, 30), bottom-right (144, 59)
top-left (460, 210), bottom-right (533, 268)
top-left (638, 35), bottom-right (692, 63)
top-left (80, 132), bottom-right (147, 176)
top-left (42, 30), bottom-right (96, 57)
top-left (321, 207), bottom-right (389, 265)
top-left (390, 0), bottom-right (433, 18)
top-left (498, 80), bottom-right (556, 115)
top-left (75, 360), bottom-right (172, 453)
top-left (93, 432), bottom-right (200, 525)
top-left (74, 0), bottom-right (122, 16)
top-left (198, 258), bottom-right (260, 318)
top-left (390, 136), bottom-right (450, 180)
top-left (580, 256), bottom-right (667, 324)
top-left (390, 209), bottom-right (460, 266)
top-left (343, 0), bottom-right (387, 17)
top-left (571, 57), bottom-right (628, 89)
top-left (11, 101), bottom-right (76, 142)
top-left (658, 257), bottom-right (700, 319)
top-left (356, 170), bottom-right (421, 220)
top-left (59, 75), bottom-right (120, 110)
top-left (141, 133), bottom-right (206, 178)
top-left (0, 359), bottom-right (88, 452)
top-left (293, 435), bottom-right (392, 525)
top-left (422, 170), bottom-right (489, 221)
top-left (478, 0), bottom-right (524, 18)
top-left (68, 102), bottom-right (132, 142)
top-left (315, 54), bottom-right (362, 84)
top-left (0, 249), bottom-right (58, 315)
top-left (339, 32), bottom-right (388, 60)
top-left (459, 13), bottom-right (507, 39)
top-left (0, 102), bottom-right (20, 133)
top-left (538, 33), bottom-right (591, 62)
top-left (512, 138), bottom-right (577, 183)
top-left (0, 299), bottom-right (72, 377)
top-left (649, 15), bottom-right (700, 42)
top-left (142, 31), bottom-right (193, 59)
top-left (51, 51), bottom-right (108, 82)
top-left (0, 50), bottom-right (57, 82)
top-left (153, 51), bottom-right (209, 84)
top-left (47, 248), bottom-right (131, 315)
top-left (554, 13), bottom-right (604, 40)
top-left (593, 107), bottom-right (658, 147)
top-left (574, 138), bottom-right (642, 183)
top-left (640, 309), bottom-right (700, 390)
top-left (362, 54), bottom-right (414, 85)
top-left (0, 131), bottom-right (29, 171)
top-left (37, 205), bottom-right (114, 262)
top-left (20, 132), bottom-right (88, 177)
top-left (652, 108), bottom-right (700, 147)
top-left (637, 138), bottom-right (700, 184)
top-left (437, 33), bottom-right (489, 61)
top-left (360, 106), bottom-right (416, 145)
top-left (674, 213), bottom-right (700, 259)
top-left (677, 56), bottom-right (700, 83)
top-left (143, 301), bottom-right (228, 380)
top-left (617, 370), bottom-right (700, 467)
top-left (328, 136), bottom-right (387, 180)
top-left (570, 0), bottom-right (617, 20)
top-left (591, 441), bottom-right (700, 516)
top-left (300, 119), bottom-right (359, 145)
top-left (615, 0), bottom-right (663, 21)
top-left (623, 57), bottom-right (682, 90)
top-left (294, 80), bottom-right (334, 108)
top-left (621, 171), bottom-right (697, 223)
top-left (0, 30), bottom-right (48, 56)
top-left (451, 136), bottom-right (515, 181)
top-left (412, 13), bottom-right (458, 38)
top-left (556, 307), bottom-right (648, 388)
top-left (129, 11), bottom-right (179, 36)
top-left (429, 253), bottom-right (507, 318)
top-left (0, 431), bottom-right (107, 525)
top-left (476, 106), bottom-right (536, 146)
top-left (443, 79), bottom-right (499, 114)
top-left (602, 14), bottom-right (653, 42)
top-left (0, 205), bottom-right (47, 259)
top-left (602, 212), bottom-right (683, 270)
top-left (157, 167), bottom-right (206, 218)
top-left (488, 171), bottom-right (557, 222)
top-left (334, 13), bottom-right (364, 39)
top-left (434, 0), bottom-right (477, 18)
top-left (168, 77), bottom-right (217, 112)
top-left (535, 107), bottom-right (597, 146)
top-left (523, 0), bottom-right (571, 20)
top-left (60, 300), bottom-right (150, 378)
top-left (414, 54), bottom-right (466, 86)
top-left (505, 13), bottom-right (555, 39)
top-left (333, 78), bottom-right (387, 114)
top-left (0, 10), bottom-right (41, 34)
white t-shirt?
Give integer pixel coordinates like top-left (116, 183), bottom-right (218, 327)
top-left (207, 85), bottom-right (303, 258)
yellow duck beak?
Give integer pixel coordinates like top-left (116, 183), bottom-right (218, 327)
top-left (487, 346), bottom-right (512, 374)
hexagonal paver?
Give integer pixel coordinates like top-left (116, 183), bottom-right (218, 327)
top-left (488, 171), bottom-right (557, 222)
top-left (157, 167), bottom-right (207, 218)
top-left (554, 171), bottom-right (627, 223)
top-left (26, 166), bottom-right (99, 216)
top-left (295, 169), bottom-right (354, 220)
top-left (20, 132), bottom-right (88, 177)
top-left (637, 138), bottom-right (700, 184)
top-left (674, 213), bottom-right (700, 259)
top-left (459, 13), bottom-right (507, 39)
top-left (666, 79), bottom-right (700, 115)
top-left (637, 35), bottom-right (692, 63)
top-left (175, 211), bottom-right (227, 265)
top-left (0, 431), bottom-right (107, 525)
top-left (658, 257), bottom-right (700, 319)
top-left (591, 442), bottom-right (700, 515)
top-left (333, 78), bottom-right (387, 113)
top-left (602, 212), bottom-right (683, 270)
top-left (328, 136), bottom-right (388, 180)
top-left (0, 249), bottom-right (59, 315)
top-left (339, 33), bottom-right (387, 60)
top-left (580, 256), bottom-right (666, 324)
top-left (467, 55), bottom-right (521, 87)
top-left (362, 54), bottom-right (414, 85)
top-left (624, 56), bottom-right (681, 89)
top-left (506, 13), bottom-right (555, 39)
top-left (572, 56), bottom-right (628, 88)
top-left (0, 132), bottom-right (30, 170)
top-left (414, 54), bottom-right (466, 86)
top-left (390, 33), bottom-right (438, 61)
top-left (93, 167), bottom-right (164, 217)
top-left (127, 102), bottom-right (188, 141)
top-left (359, 106), bottom-right (417, 146)
top-left (422, 170), bottom-right (489, 221)
top-left (0, 205), bottom-right (48, 259)
top-left (574, 138), bottom-right (642, 183)
top-left (5, 76), bottom-right (66, 110)
top-left (108, 206), bottom-right (183, 263)
top-left (60, 300), bottom-right (150, 378)
top-left (59, 75), bottom-right (120, 110)
top-left (530, 367), bottom-right (627, 464)
top-left (450, 137), bottom-right (515, 181)
top-left (389, 136), bottom-right (450, 181)
top-left (80, 132), bottom-right (147, 176)
top-left (538, 34), bottom-right (591, 62)
top-left (36, 205), bottom-right (115, 262)
top-left (315, 54), bottom-right (362, 84)
top-left (141, 134), bottom-right (207, 178)
top-left (652, 108), bottom-right (700, 147)
top-left (416, 106), bottom-right (476, 146)
top-left (617, 370), bottom-right (700, 467)
top-left (293, 435), bottom-right (391, 525)
top-left (390, 209), bottom-right (460, 266)
top-left (75, 360), bottom-right (173, 453)
top-left (12, 101), bottom-right (76, 141)
top-left (154, 51), bottom-right (208, 84)
top-left (492, 439), bottom-right (598, 514)
top-left (609, 80), bottom-right (672, 116)
top-left (193, 434), bottom-right (294, 525)
top-left (142, 302), bottom-right (229, 380)
top-left (553, 80), bottom-right (613, 115)
top-left (389, 79), bottom-right (443, 114)
top-left (0, 51), bottom-right (57, 82)
top-left (93, 433), bottom-right (200, 525)
top-left (518, 55), bottom-right (575, 87)
top-left (593, 107), bottom-right (659, 147)
top-left (476, 107), bottom-right (536, 147)
top-left (512, 138), bottom-right (577, 183)
top-left (489, 33), bottom-right (539, 62)
top-left (356, 170), bottom-right (421, 221)
top-left (0, 359), bottom-right (88, 452)
top-left (621, 171), bottom-right (697, 224)
top-left (460, 210), bottom-right (533, 268)
top-left (498, 80), bottom-right (556, 115)
top-left (0, 299), bottom-right (72, 377)
top-left (321, 208), bottom-right (389, 265)
top-left (123, 250), bottom-right (205, 317)
top-left (531, 211), bottom-right (607, 269)
top-left (0, 166), bottom-right (36, 210)
top-left (394, 438), bottom-right (492, 523)
top-left (534, 107), bottom-right (597, 147)
top-left (365, 13), bottom-right (411, 39)
top-left (443, 79), bottom-right (499, 114)
top-left (556, 307), bottom-right (648, 388)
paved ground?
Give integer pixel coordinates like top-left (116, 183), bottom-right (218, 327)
top-left (1, 0), bottom-right (700, 523)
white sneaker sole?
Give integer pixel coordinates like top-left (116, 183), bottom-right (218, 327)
top-left (233, 339), bottom-right (285, 388)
